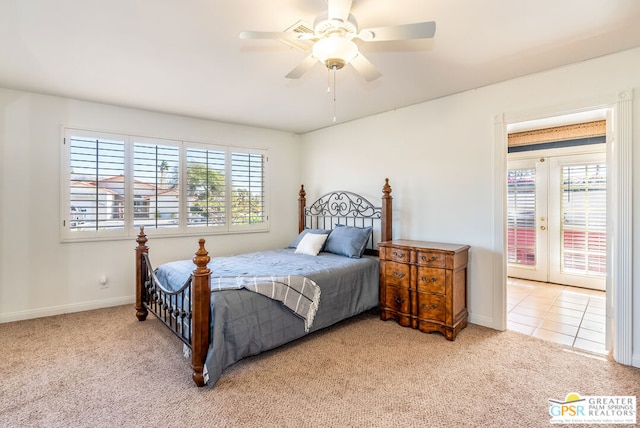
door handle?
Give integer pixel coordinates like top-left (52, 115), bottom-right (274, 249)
top-left (540, 226), bottom-right (546, 231)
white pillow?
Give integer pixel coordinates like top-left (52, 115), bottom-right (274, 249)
top-left (294, 233), bottom-right (328, 256)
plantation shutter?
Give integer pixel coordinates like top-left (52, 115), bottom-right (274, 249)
top-left (132, 141), bottom-right (180, 230)
top-left (507, 168), bottom-right (536, 265)
top-left (186, 147), bottom-right (226, 227)
top-left (560, 163), bottom-right (607, 276)
top-left (68, 135), bottom-right (126, 231)
top-left (64, 128), bottom-right (270, 241)
top-left (231, 150), bottom-right (266, 227)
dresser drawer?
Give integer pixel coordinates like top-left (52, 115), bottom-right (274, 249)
top-left (383, 261), bottom-right (410, 288)
top-left (384, 246), bottom-right (411, 263)
top-left (416, 293), bottom-right (446, 323)
top-left (416, 250), bottom-right (446, 268)
top-left (384, 286), bottom-right (410, 314)
top-left (416, 267), bottom-right (446, 294)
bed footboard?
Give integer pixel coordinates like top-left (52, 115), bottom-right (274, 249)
top-left (135, 227), bottom-right (212, 387)
top-left (135, 228), bottom-right (149, 322)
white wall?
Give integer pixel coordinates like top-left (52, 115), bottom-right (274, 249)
top-left (300, 47), bottom-right (640, 364)
top-left (0, 90), bottom-right (301, 321)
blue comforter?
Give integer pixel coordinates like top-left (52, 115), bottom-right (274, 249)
top-left (155, 248), bottom-right (379, 387)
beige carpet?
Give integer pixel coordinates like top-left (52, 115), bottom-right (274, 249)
top-left (1, 305), bottom-right (638, 428)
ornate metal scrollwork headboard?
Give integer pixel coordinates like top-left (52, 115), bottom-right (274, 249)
top-left (303, 189), bottom-right (383, 255)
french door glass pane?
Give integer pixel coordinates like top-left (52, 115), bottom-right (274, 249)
top-left (507, 168), bottom-right (536, 266)
top-left (561, 163), bottom-right (606, 276)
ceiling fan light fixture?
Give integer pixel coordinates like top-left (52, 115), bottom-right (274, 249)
top-left (240, 1), bottom-right (436, 83)
top-left (312, 37), bottom-right (358, 70)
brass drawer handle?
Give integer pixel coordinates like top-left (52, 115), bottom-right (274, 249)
top-left (421, 303), bottom-right (438, 310)
top-left (394, 296), bottom-right (405, 305)
top-left (392, 250), bottom-right (406, 259)
top-left (421, 255), bottom-right (438, 263)
top-left (392, 271), bottom-right (406, 279)
top-left (420, 276), bottom-right (437, 283)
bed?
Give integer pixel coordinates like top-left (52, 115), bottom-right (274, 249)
top-left (134, 178), bottom-right (393, 387)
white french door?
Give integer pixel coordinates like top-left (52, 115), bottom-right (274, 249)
top-left (548, 153), bottom-right (606, 289)
top-left (507, 158), bottom-right (549, 282)
top-left (507, 152), bottom-right (606, 291)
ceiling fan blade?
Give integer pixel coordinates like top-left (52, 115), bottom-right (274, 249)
top-left (358, 21), bottom-right (436, 42)
top-left (350, 53), bottom-right (382, 82)
top-left (327, 0), bottom-right (353, 23)
top-left (285, 55), bottom-right (319, 79)
top-left (239, 31), bottom-right (313, 41)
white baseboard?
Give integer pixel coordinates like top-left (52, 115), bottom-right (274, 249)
top-left (632, 353), bottom-right (640, 369)
top-left (468, 313), bottom-right (499, 330)
top-left (0, 296), bottom-right (135, 324)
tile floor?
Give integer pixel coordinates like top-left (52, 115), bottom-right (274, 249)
top-left (507, 277), bottom-right (608, 355)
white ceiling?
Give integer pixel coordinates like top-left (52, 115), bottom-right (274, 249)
top-left (1, 0), bottom-right (640, 134)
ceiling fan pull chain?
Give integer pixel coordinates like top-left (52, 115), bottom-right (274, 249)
top-left (332, 65), bottom-right (337, 123)
top-left (327, 67), bottom-right (331, 94)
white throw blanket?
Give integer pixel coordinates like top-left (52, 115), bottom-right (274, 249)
top-left (212, 275), bottom-right (321, 332)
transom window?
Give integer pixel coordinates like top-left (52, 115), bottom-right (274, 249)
top-left (62, 128), bottom-right (268, 241)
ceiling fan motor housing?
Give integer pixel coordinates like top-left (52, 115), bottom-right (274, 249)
top-left (313, 13), bottom-right (358, 38)
top-left (313, 13), bottom-right (359, 69)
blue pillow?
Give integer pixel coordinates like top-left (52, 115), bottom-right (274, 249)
top-left (288, 229), bottom-right (332, 248)
top-left (324, 225), bottom-right (373, 258)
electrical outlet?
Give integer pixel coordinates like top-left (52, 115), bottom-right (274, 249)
top-left (99, 275), bottom-right (108, 288)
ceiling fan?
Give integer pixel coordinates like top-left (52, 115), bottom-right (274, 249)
top-left (239, 0), bottom-right (436, 82)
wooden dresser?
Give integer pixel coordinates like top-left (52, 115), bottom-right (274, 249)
top-left (379, 240), bottom-right (470, 340)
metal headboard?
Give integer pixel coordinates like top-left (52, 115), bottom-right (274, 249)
top-left (303, 190), bottom-right (383, 255)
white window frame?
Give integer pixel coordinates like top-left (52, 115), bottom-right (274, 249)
top-left (61, 128), bottom-right (269, 242)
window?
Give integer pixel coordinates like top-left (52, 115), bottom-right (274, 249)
top-left (62, 128), bottom-right (269, 241)
top-left (68, 132), bottom-right (126, 234)
top-left (186, 146), bottom-right (226, 228)
top-left (231, 150), bottom-right (266, 227)
top-left (133, 139), bottom-right (180, 230)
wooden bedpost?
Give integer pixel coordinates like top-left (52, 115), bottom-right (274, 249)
top-left (298, 184), bottom-right (306, 233)
top-left (191, 238), bottom-right (211, 387)
top-left (135, 226), bottom-right (149, 321)
top-left (381, 178), bottom-right (392, 243)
